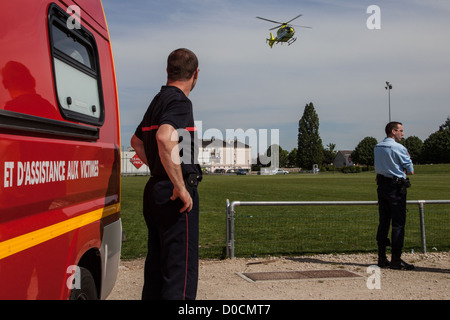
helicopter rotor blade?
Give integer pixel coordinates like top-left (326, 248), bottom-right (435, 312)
top-left (257, 15), bottom-right (310, 30)
top-left (286, 14), bottom-right (303, 24)
top-left (290, 24), bottom-right (312, 29)
top-left (256, 16), bottom-right (284, 25)
top-left (269, 24), bottom-right (284, 31)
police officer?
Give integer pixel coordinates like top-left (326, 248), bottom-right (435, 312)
top-left (131, 48), bottom-right (202, 299)
top-left (374, 121), bottom-right (414, 270)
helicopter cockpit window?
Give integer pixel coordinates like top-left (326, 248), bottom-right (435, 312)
top-left (48, 3), bottom-right (104, 126)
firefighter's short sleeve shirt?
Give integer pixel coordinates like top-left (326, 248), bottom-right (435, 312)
top-left (135, 86), bottom-right (201, 178)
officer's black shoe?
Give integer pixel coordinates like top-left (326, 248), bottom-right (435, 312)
top-left (390, 259), bottom-right (414, 270)
top-left (377, 256), bottom-right (390, 268)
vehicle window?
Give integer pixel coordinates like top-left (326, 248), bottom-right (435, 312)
top-left (52, 25), bottom-right (93, 69)
top-left (48, 4), bottom-right (104, 125)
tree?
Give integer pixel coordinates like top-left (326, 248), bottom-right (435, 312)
top-left (402, 136), bottom-right (423, 164)
top-left (421, 116), bottom-right (450, 164)
top-left (287, 148), bottom-right (297, 168)
top-left (323, 143), bottom-right (337, 165)
top-left (422, 130), bottom-right (450, 164)
top-left (264, 144), bottom-right (289, 167)
top-left (327, 143), bottom-right (336, 153)
top-left (439, 116), bottom-right (450, 131)
top-left (297, 102), bottom-right (323, 169)
top-left (351, 137), bottom-right (378, 166)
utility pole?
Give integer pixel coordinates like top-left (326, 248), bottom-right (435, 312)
top-left (385, 81), bottom-right (393, 122)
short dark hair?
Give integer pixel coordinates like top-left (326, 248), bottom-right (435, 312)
top-left (385, 121), bottom-right (402, 135)
top-left (167, 48), bottom-right (198, 81)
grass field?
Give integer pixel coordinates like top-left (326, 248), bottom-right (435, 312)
top-left (120, 164), bottom-right (450, 259)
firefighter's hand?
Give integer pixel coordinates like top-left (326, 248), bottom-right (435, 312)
top-left (171, 186), bottom-right (193, 213)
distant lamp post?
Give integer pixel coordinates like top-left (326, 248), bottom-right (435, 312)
top-left (385, 81), bottom-right (393, 122)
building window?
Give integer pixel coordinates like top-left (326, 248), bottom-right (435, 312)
top-left (48, 4), bottom-right (104, 125)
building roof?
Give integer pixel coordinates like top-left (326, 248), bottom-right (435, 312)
top-left (201, 138), bottom-right (250, 149)
top-left (337, 150), bottom-right (353, 156)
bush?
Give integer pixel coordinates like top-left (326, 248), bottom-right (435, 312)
top-left (342, 166), bottom-right (362, 174)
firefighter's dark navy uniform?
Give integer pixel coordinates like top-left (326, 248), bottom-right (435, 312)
top-left (135, 85), bottom-right (202, 300)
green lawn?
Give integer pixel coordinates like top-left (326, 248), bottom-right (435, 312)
top-left (120, 164), bottom-right (450, 259)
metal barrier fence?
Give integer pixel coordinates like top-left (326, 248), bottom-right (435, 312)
top-left (225, 200), bottom-right (450, 259)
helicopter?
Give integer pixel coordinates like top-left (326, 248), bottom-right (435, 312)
top-left (256, 14), bottom-right (311, 48)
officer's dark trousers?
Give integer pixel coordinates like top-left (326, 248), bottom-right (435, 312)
top-left (142, 179), bottom-right (199, 300)
top-left (376, 179), bottom-right (407, 257)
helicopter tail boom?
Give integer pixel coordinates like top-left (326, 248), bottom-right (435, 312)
top-left (266, 32), bottom-right (276, 48)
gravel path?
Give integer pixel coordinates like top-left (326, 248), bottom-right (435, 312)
top-left (108, 252), bottom-right (449, 300)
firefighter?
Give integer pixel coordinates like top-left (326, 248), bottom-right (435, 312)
top-left (131, 48), bottom-right (202, 299)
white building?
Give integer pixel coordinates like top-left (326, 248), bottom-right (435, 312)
top-left (334, 150), bottom-right (354, 168)
top-left (198, 138), bottom-right (252, 173)
top-left (122, 139), bottom-right (252, 175)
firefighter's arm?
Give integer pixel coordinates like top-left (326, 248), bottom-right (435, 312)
top-left (156, 124), bottom-right (193, 213)
top-left (130, 134), bottom-right (148, 166)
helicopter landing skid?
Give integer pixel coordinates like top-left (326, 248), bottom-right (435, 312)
top-left (288, 37), bottom-right (297, 46)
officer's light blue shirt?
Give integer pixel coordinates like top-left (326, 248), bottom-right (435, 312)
top-left (374, 137), bottom-right (414, 179)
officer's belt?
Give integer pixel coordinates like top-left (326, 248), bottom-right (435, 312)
top-left (185, 173), bottom-right (202, 188)
top-left (377, 174), bottom-right (403, 184)
top-left (150, 173), bottom-right (201, 188)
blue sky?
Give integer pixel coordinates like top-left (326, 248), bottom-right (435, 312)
top-left (102, 0), bottom-right (450, 153)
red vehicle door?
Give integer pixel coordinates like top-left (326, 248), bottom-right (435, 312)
top-left (0, 0), bottom-right (121, 300)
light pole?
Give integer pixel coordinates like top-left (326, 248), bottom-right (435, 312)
top-left (385, 81), bottom-right (392, 122)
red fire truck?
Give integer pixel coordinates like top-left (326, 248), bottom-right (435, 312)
top-left (0, 0), bottom-right (121, 299)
